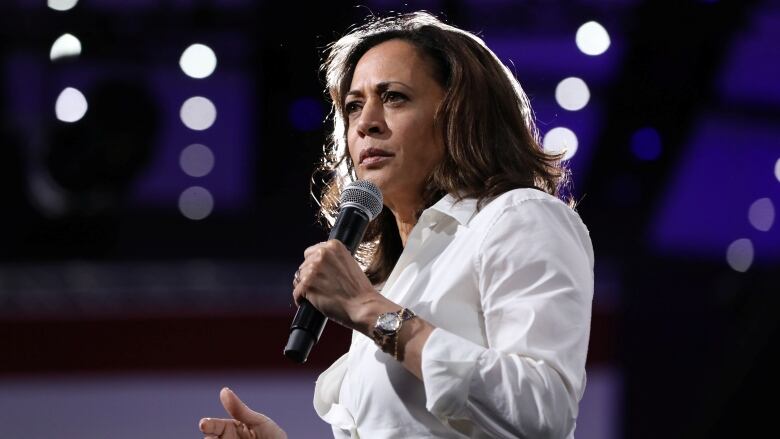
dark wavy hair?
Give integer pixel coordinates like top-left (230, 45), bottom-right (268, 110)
top-left (314, 11), bottom-right (570, 284)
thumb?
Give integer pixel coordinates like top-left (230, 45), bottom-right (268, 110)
top-left (220, 387), bottom-right (267, 425)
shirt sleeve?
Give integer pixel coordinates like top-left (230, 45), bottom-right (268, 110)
top-left (420, 198), bottom-right (595, 438)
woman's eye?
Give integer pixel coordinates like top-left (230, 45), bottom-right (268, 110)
top-left (345, 101), bottom-right (362, 115)
top-left (382, 91), bottom-right (406, 103)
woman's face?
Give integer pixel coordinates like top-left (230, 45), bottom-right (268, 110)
top-left (345, 38), bottom-right (446, 211)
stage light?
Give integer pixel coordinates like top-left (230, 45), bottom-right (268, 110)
top-left (748, 197), bottom-right (775, 232)
top-left (178, 186), bottom-right (214, 220)
top-left (555, 77), bottom-right (590, 111)
top-left (180, 96), bottom-right (216, 131)
top-left (576, 21), bottom-right (611, 56)
top-left (180, 43), bottom-right (217, 79)
top-left (55, 87), bottom-right (88, 123)
top-left (47, 0), bottom-right (78, 11)
top-left (50, 33), bottom-right (81, 61)
top-left (775, 157), bottom-right (780, 183)
top-left (726, 238), bottom-right (753, 272)
top-left (180, 143), bottom-right (215, 177)
top-left (630, 127), bottom-right (662, 161)
top-left (542, 127), bottom-right (578, 160)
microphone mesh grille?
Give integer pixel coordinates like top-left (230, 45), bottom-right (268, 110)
top-left (340, 180), bottom-right (383, 220)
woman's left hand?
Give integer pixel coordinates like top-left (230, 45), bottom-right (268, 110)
top-left (292, 240), bottom-right (390, 332)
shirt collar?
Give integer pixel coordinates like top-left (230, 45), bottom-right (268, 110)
top-left (425, 193), bottom-right (479, 227)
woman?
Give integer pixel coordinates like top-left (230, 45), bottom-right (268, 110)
top-left (200, 11), bottom-right (594, 439)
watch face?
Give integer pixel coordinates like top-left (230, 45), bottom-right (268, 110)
top-left (377, 313), bottom-right (401, 334)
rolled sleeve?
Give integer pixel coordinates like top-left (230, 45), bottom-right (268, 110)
top-left (476, 198), bottom-right (593, 400)
top-left (421, 197), bottom-right (594, 438)
top-left (421, 327), bottom-right (484, 420)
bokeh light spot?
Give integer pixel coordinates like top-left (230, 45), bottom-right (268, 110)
top-left (50, 33), bottom-right (81, 61)
top-left (775, 157), bottom-right (780, 183)
top-left (180, 96), bottom-right (217, 131)
top-left (726, 238), bottom-right (754, 272)
top-left (543, 127), bottom-right (578, 160)
top-left (55, 87), bottom-right (88, 123)
top-left (748, 197), bottom-right (775, 232)
top-left (178, 186), bottom-right (214, 220)
top-left (48, 0), bottom-right (79, 11)
top-left (631, 127), bottom-right (662, 161)
top-left (180, 144), bottom-right (215, 177)
top-left (555, 77), bottom-right (590, 111)
top-left (179, 44), bottom-right (217, 79)
top-left (576, 21), bottom-right (611, 56)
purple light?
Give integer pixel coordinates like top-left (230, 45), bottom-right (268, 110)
top-left (630, 127), bottom-right (662, 161)
top-left (288, 97), bottom-right (324, 132)
top-left (129, 67), bottom-right (253, 210)
top-left (717, 7), bottom-right (780, 106)
top-left (650, 114), bottom-right (780, 261)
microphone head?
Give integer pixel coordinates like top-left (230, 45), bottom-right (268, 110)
top-left (340, 180), bottom-right (383, 221)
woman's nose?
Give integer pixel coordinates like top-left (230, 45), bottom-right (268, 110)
top-left (355, 99), bottom-right (387, 136)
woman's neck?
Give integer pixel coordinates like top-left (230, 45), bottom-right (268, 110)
top-left (386, 199), bottom-right (422, 247)
top-left (394, 216), bottom-right (416, 247)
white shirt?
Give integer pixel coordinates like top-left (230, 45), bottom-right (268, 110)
top-left (314, 188), bottom-right (594, 438)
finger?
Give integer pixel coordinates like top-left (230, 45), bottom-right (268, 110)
top-left (292, 286), bottom-right (304, 307)
top-left (220, 387), bottom-right (269, 426)
top-left (303, 242), bottom-right (327, 258)
top-left (325, 239), bottom-right (348, 253)
top-left (199, 417), bottom-right (234, 436)
top-left (236, 421), bottom-right (259, 439)
top-left (292, 266), bottom-right (312, 307)
top-left (292, 280), bottom-right (314, 308)
top-left (292, 268), bottom-right (301, 288)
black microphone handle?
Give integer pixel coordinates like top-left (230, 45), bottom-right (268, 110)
top-left (284, 205), bottom-right (371, 363)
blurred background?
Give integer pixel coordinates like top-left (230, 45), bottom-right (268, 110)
top-left (1, 0), bottom-right (778, 437)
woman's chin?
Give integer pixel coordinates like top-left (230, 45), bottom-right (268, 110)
top-left (356, 170), bottom-right (387, 187)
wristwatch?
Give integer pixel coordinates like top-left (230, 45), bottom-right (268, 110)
top-left (372, 308), bottom-right (416, 360)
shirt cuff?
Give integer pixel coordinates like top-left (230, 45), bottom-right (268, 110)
top-left (421, 327), bottom-right (485, 420)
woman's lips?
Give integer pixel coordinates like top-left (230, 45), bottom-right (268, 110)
top-left (359, 147), bottom-right (394, 166)
top-left (361, 155), bottom-right (393, 166)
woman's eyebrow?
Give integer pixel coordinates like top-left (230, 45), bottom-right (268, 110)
top-left (346, 81), bottom-right (411, 98)
top-left (376, 81), bottom-right (410, 92)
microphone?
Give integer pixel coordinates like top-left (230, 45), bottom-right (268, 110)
top-left (284, 180), bottom-right (383, 363)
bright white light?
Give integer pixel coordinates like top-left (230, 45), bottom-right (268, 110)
top-left (542, 127), bottom-right (578, 160)
top-left (748, 197), bottom-right (775, 232)
top-left (555, 77), bottom-right (590, 111)
top-left (179, 43), bottom-right (218, 79)
top-left (775, 157), bottom-right (780, 183)
top-left (50, 33), bottom-right (81, 61)
top-left (576, 21), bottom-right (611, 56)
top-left (55, 87), bottom-right (88, 123)
top-left (48, 0), bottom-right (79, 11)
top-left (178, 186), bottom-right (214, 220)
top-left (726, 238), bottom-right (754, 273)
top-left (180, 96), bottom-right (217, 131)
top-left (180, 144), bottom-right (215, 177)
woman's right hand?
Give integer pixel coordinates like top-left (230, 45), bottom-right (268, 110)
top-left (198, 387), bottom-right (287, 439)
